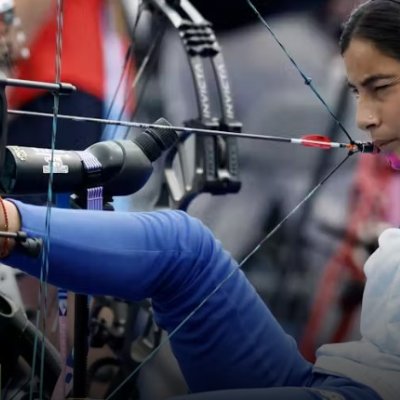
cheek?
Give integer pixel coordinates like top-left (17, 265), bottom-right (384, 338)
top-left (382, 94), bottom-right (400, 133)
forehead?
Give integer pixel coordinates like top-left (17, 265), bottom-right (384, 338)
top-left (343, 38), bottom-right (400, 84)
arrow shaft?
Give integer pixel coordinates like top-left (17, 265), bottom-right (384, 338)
top-left (8, 109), bottom-right (353, 150)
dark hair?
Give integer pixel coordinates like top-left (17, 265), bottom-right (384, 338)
top-left (340, 0), bottom-right (400, 60)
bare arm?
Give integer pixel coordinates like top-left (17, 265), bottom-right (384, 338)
top-left (14, 0), bottom-right (54, 44)
top-left (0, 199), bottom-right (21, 256)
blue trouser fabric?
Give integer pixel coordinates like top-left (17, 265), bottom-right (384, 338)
top-left (5, 202), bottom-right (380, 399)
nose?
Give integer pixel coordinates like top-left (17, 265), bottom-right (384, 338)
top-left (356, 100), bottom-right (379, 132)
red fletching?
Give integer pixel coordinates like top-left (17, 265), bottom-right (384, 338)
top-left (301, 135), bottom-right (332, 149)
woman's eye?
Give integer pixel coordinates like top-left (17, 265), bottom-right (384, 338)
top-left (374, 84), bottom-right (390, 93)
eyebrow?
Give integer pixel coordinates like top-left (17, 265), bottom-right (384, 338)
top-left (347, 74), bottom-right (398, 90)
top-left (374, 0), bottom-right (400, 5)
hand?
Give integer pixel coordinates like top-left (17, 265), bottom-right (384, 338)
top-left (0, 199), bottom-right (21, 257)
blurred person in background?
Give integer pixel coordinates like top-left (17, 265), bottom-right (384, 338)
top-left (5, 0), bottom-right (131, 151)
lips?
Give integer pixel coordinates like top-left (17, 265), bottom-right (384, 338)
top-left (373, 139), bottom-right (397, 150)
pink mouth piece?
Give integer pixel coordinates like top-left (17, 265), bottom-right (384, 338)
top-left (386, 152), bottom-right (400, 170)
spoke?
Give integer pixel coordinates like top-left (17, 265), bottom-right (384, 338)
top-left (121, 44), bottom-right (156, 140)
top-left (111, 23), bottom-right (166, 139)
top-left (103, 1), bottom-right (145, 124)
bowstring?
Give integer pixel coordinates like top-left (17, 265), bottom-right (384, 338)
top-left (30, 0), bottom-right (64, 398)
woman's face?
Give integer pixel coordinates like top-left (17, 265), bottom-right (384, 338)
top-left (343, 38), bottom-right (400, 156)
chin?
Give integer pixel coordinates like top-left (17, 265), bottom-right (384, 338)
top-left (375, 140), bottom-right (400, 154)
